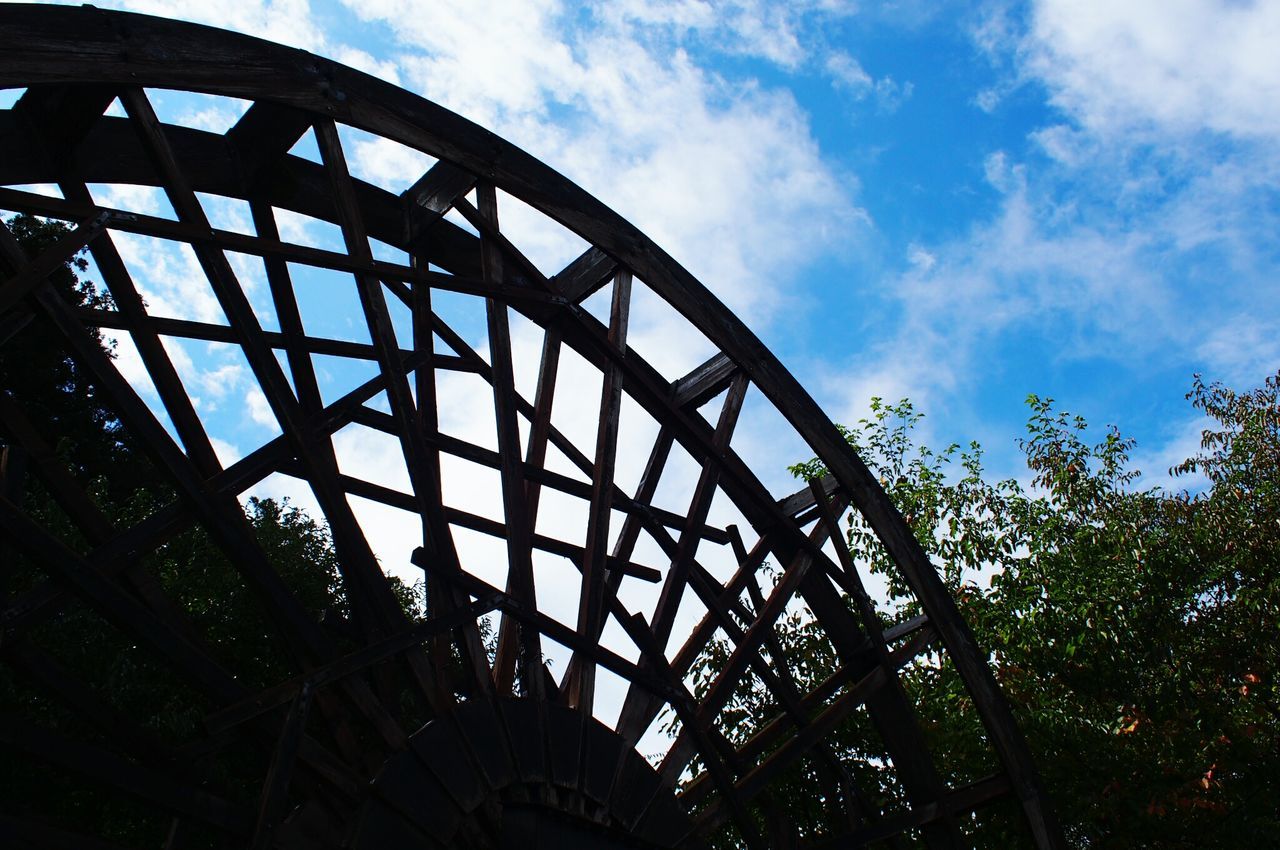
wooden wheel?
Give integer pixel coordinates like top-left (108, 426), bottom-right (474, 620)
top-left (0, 5), bottom-right (1062, 848)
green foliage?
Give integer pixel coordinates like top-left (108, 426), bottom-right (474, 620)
top-left (0, 215), bottom-right (415, 844)
top-left (692, 381), bottom-right (1280, 847)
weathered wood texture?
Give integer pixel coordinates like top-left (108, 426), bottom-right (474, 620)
top-left (0, 6), bottom-right (1062, 849)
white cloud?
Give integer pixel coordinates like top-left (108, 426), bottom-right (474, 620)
top-left (339, 0), bottom-right (860, 325)
top-left (83, 0), bottom-right (863, 330)
top-left (210, 436), bottom-right (243, 466)
top-left (245, 385), bottom-right (278, 429)
top-left (1197, 317), bottom-right (1280, 386)
top-left (825, 50), bottom-right (912, 111)
top-left (346, 135), bottom-right (435, 193)
top-left (598, 0), bottom-right (860, 69)
top-left (906, 244), bottom-right (935, 273)
top-left (1028, 0), bottom-right (1280, 141)
top-left (1130, 412), bottom-right (1210, 495)
top-left (825, 50), bottom-right (873, 91)
top-left (330, 44), bottom-right (402, 84)
top-left (96, 0), bottom-right (328, 52)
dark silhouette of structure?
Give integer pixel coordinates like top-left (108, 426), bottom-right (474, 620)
top-left (0, 6), bottom-right (1062, 848)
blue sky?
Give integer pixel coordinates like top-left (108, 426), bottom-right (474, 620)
top-left (22, 0), bottom-right (1280, 487)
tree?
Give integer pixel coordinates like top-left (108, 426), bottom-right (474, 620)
top-left (0, 214), bottom-right (421, 845)
top-left (688, 382), bottom-right (1280, 846)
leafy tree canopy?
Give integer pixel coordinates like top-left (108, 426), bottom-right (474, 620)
top-left (0, 214), bottom-right (422, 845)
top-left (690, 378), bottom-right (1279, 847)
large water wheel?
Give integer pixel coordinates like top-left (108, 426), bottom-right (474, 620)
top-left (0, 5), bottom-right (1060, 848)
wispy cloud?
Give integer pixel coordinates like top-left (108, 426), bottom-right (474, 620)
top-left (1027, 0), bottom-right (1280, 141)
top-left (338, 0), bottom-right (862, 326)
top-left (825, 0), bottom-right (1280, 470)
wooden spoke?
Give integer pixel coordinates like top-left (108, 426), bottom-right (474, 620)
top-left (522, 325), bottom-right (563, 527)
top-left (476, 183), bottom-right (544, 698)
top-left (569, 269), bottom-right (631, 714)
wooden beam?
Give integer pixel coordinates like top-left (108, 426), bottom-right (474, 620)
top-left (402, 159), bottom-right (475, 248)
top-left (521, 326), bottom-right (562, 528)
top-left (249, 681), bottom-right (315, 850)
top-left (570, 269), bottom-right (631, 713)
top-left (670, 352), bottom-right (739, 410)
top-left (227, 101), bottom-right (312, 182)
top-left (316, 469), bottom-right (661, 583)
top-left (11, 83), bottom-right (114, 167)
top-left (474, 182), bottom-right (542, 698)
top-left (311, 114), bottom-right (463, 709)
top-left (549, 246), bottom-right (616, 303)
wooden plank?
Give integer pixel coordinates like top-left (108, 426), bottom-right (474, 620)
top-left (690, 665), bottom-right (889, 835)
top-left (328, 471), bottom-right (660, 582)
top-left (0, 185), bottom-right (566, 309)
top-left (549, 246), bottom-right (616, 303)
top-left (409, 547), bottom-right (679, 706)
top-left (381, 292), bottom-right (607, 504)
top-left (350, 405), bottom-right (729, 545)
top-left (0, 347), bottom-right (431, 642)
top-left (407, 247), bottom-right (494, 704)
top-left (670, 352), bottom-right (738, 410)
top-left (249, 198), bottom-right (325, 417)
top-left (312, 114), bottom-right (475, 707)
top-left (11, 83), bottom-right (115, 166)
top-left (23, 93), bottom-right (223, 493)
top-left (616, 611), bottom-right (765, 850)
top-left (250, 681), bottom-right (315, 850)
top-left (570, 269), bottom-right (631, 714)
top-left (226, 101), bottom-right (312, 181)
top-left (650, 373), bottom-right (748, 648)
top-left (3, 171), bottom-right (406, 761)
top-left (558, 426), bottom-right (671, 702)
top-left (651, 533), bottom-right (825, 779)
top-left (453, 193), bottom-right (549, 289)
top-left (777, 473), bottom-right (838, 520)
top-left (521, 326), bottom-right (562, 527)
top-left (73, 305), bottom-right (475, 369)
top-left (402, 159), bottom-right (475, 247)
top-left (121, 89), bottom-right (406, 649)
top-left (804, 482), bottom-right (962, 847)
top-left (520, 296), bottom-right (965, 842)
top-left (665, 530), bottom-right (879, 832)
top-left (613, 373), bottom-right (749, 742)
top-left (473, 182), bottom-right (542, 698)
top-left (57, 182), bottom-right (225, 478)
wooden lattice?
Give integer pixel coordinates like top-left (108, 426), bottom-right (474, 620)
top-left (0, 5), bottom-right (1062, 849)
